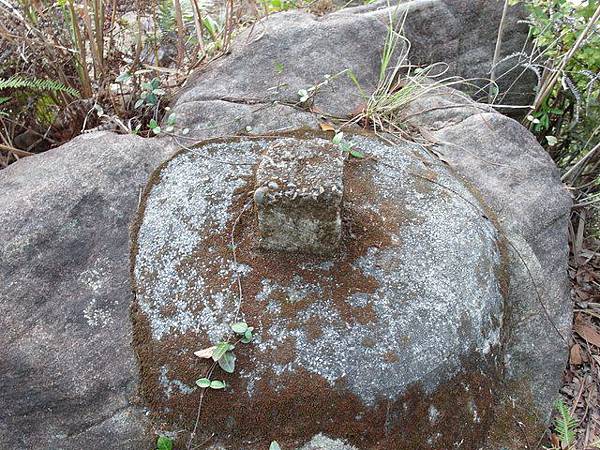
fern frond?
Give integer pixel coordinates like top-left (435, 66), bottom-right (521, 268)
top-left (553, 399), bottom-right (577, 446)
top-left (0, 76), bottom-right (80, 98)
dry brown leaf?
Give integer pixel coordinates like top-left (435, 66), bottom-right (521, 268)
top-left (319, 122), bottom-right (336, 132)
top-left (571, 343), bottom-right (584, 365)
top-left (194, 346), bottom-right (216, 359)
top-left (574, 319), bottom-right (600, 348)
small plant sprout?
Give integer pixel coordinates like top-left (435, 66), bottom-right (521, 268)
top-left (156, 435), bottom-right (173, 450)
top-left (269, 441), bottom-right (282, 450)
top-left (135, 77), bottom-right (165, 109)
top-left (149, 119), bottom-right (161, 135)
top-left (332, 132), bottom-right (364, 159)
top-left (165, 113), bottom-right (177, 133)
top-left (193, 322), bottom-right (254, 390)
top-left (212, 341), bottom-right (236, 373)
top-left (297, 69), bottom-right (351, 107)
top-left (552, 399), bottom-right (577, 449)
top-left (231, 321), bottom-right (254, 343)
top-left (195, 378), bottom-right (227, 389)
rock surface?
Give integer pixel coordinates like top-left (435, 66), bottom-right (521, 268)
top-left (0, 132), bottom-right (173, 448)
top-left (0, 1), bottom-right (570, 449)
top-left (398, 89), bottom-right (572, 447)
top-left (132, 134), bottom-right (505, 448)
top-left (172, 0), bottom-right (533, 138)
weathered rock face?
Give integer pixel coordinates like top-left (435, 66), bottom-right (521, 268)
top-left (396, 89), bottom-right (573, 449)
top-left (0, 1), bottom-right (569, 450)
top-left (132, 133), bottom-right (506, 449)
top-left (0, 132), bottom-right (173, 448)
top-left (337, 0), bottom-right (535, 108)
top-left (172, 0), bottom-right (533, 139)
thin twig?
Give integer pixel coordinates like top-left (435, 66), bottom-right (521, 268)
top-left (186, 361), bottom-right (217, 450)
top-left (231, 200), bottom-right (252, 323)
top-left (489, 0), bottom-right (510, 102)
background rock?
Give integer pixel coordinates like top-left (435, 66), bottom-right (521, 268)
top-left (171, 0), bottom-right (533, 138)
top-left (0, 132), bottom-right (173, 448)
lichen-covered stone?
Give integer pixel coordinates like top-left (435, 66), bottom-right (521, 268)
top-left (255, 140), bottom-right (344, 254)
top-left (131, 133), bottom-right (505, 449)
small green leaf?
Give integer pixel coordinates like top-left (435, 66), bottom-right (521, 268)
top-left (349, 149), bottom-right (365, 159)
top-left (134, 99), bottom-right (144, 109)
top-left (545, 135), bottom-right (558, 146)
top-left (156, 435), bottom-right (173, 450)
top-left (151, 126), bottom-right (161, 135)
top-left (145, 93), bottom-right (158, 105)
top-left (212, 341), bottom-right (230, 361)
top-left (167, 113), bottom-right (177, 126)
top-left (210, 380), bottom-right (226, 389)
top-left (269, 441), bottom-right (282, 450)
top-left (115, 72), bottom-right (132, 83)
top-left (196, 378), bottom-right (211, 388)
top-left (218, 351), bottom-right (236, 373)
top-left (332, 132), bottom-right (343, 145)
top-left (149, 119), bottom-right (158, 129)
top-left (231, 322), bottom-right (248, 334)
top-left (241, 329), bottom-right (253, 343)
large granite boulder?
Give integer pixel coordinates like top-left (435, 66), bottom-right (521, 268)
top-left (0, 1), bottom-right (569, 449)
top-left (0, 132), bottom-right (173, 448)
top-left (173, 0), bottom-right (533, 136)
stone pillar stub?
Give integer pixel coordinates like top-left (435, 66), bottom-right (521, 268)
top-left (254, 139), bottom-right (344, 255)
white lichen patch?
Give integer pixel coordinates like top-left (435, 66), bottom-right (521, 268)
top-left (134, 140), bottom-right (259, 341)
top-left (428, 405), bottom-right (440, 423)
top-left (133, 135), bottom-right (505, 408)
top-left (159, 365), bottom-right (195, 399)
top-left (79, 260), bottom-right (114, 327)
top-left (83, 298), bottom-right (113, 327)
